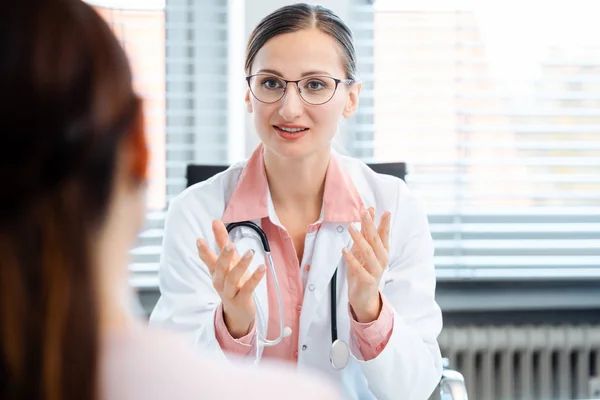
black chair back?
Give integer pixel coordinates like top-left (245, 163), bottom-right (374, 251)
top-left (186, 165), bottom-right (229, 187)
top-left (186, 162), bottom-right (406, 188)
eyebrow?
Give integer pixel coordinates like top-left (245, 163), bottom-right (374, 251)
top-left (255, 68), bottom-right (333, 78)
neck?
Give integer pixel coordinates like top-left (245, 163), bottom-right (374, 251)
top-left (98, 270), bottom-right (134, 333)
top-left (263, 146), bottom-right (331, 218)
top-left (95, 236), bottom-right (136, 334)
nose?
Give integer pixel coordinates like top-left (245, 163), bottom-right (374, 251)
top-left (278, 83), bottom-right (304, 121)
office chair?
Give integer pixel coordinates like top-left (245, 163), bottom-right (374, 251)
top-left (184, 162), bottom-right (468, 400)
top-left (185, 162), bottom-right (407, 188)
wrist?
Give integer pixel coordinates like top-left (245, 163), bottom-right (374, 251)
top-left (222, 305), bottom-right (254, 339)
top-left (351, 293), bottom-right (382, 324)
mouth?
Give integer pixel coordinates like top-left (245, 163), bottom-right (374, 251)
top-left (273, 125), bottom-right (309, 134)
top-left (273, 125), bottom-right (309, 140)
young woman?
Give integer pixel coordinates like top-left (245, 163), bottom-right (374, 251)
top-left (0, 1), bottom-right (341, 399)
top-left (150, 3), bottom-right (443, 399)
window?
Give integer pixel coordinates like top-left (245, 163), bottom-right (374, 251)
top-left (91, 0), bottom-right (231, 288)
top-left (94, 0), bottom-right (600, 288)
top-left (372, 0), bottom-right (600, 279)
top-left (93, 2), bottom-right (166, 210)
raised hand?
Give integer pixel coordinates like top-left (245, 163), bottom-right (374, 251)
top-left (342, 208), bottom-right (391, 323)
top-left (197, 220), bottom-right (266, 338)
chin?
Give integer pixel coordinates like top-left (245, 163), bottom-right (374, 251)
top-left (268, 140), bottom-right (314, 160)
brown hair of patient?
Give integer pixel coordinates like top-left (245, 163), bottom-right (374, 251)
top-left (0, 1), bottom-right (148, 399)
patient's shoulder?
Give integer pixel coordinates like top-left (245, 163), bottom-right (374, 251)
top-left (100, 324), bottom-right (341, 400)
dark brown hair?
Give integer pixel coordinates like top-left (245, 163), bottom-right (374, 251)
top-left (245, 3), bottom-right (357, 80)
top-left (0, 1), bottom-right (143, 399)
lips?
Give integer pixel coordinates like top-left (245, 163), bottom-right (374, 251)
top-left (273, 125), bottom-right (309, 133)
top-left (273, 125), bottom-right (309, 140)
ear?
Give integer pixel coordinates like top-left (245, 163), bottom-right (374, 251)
top-left (127, 98), bottom-right (149, 183)
top-left (245, 89), bottom-right (253, 113)
top-left (342, 81), bottom-right (361, 119)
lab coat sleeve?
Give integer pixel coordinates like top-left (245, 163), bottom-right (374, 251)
top-left (356, 181), bottom-right (443, 400)
top-left (148, 195), bottom-right (261, 365)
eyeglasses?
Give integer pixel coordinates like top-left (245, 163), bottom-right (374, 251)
top-left (246, 74), bottom-right (354, 105)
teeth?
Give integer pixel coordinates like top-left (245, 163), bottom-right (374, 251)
top-left (278, 126), bottom-right (306, 133)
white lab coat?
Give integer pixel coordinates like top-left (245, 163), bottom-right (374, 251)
top-left (149, 153), bottom-right (443, 400)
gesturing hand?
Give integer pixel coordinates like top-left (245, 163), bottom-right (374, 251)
top-left (342, 208), bottom-right (391, 323)
top-left (196, 220), bottom-right (266, 338)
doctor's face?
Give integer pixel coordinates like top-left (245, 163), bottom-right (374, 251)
top-left (245, 28), bottom-right (360, 161)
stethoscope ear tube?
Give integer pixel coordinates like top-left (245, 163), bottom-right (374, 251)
top-left (226, 221), bottom-right (270, 252)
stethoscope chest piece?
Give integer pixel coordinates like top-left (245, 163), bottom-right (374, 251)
top-left (329, 339), bottom-right (350, 370)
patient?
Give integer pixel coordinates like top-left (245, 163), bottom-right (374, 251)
top-left (0, 1), bottom-right (341, 399)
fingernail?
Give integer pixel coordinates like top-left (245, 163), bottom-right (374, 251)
top-left (196, 238), bottom-right (203, 248)
top-left (243, 249), bottom-right (254, 259)
top-left (365, 212), bottom-right (372, 222)
top-left (342, 248), bottom-right (349, 255)
top-left (258, 264), bottom-right (266, 272)
top-left (224, 243), bottom-right (232, 252)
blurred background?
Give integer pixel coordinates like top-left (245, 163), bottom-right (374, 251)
top-left (88, 0), bottom-right (600, 398)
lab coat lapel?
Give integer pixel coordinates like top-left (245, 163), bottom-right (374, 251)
top-left (300, 222), bottom-right (354, 340)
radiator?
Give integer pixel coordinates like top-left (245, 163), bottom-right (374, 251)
top-left (438, 325), bottom-right (600, 400)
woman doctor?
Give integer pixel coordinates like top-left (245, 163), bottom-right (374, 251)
top-left (149, 3), bottom-right (443, 399)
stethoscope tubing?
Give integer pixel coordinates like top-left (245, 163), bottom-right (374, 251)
top-left (226, 221), bottom-right (349, 369)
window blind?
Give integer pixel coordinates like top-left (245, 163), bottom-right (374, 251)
top-left (344, 0), bottom-right (375, 160)
top-left (91, 0), bottom-right (230, 288)
top-left (370, 0), bottom-right (600, 280)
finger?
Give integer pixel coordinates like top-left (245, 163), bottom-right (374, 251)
top-left (212, 220), bottom-right (231, 251)
top-left (213, 220), bottom-right (241, 264)
top-left (196, 238), bottom-right (218, 274)
top-left (348, 223), bottom-right (380, 276)
top-left (223, 249), bottom-right (254, 299)
top-left (343, 247), bottom-right (372, 283)
top-left (362, 209), bottom-right (383, 253)
top-left (212, 242), bottom-right (235, 292)
top-left (359, 207), bottom-right (374, 236)
top-left (353, 209), bottom-right (372, 260)
top-left (378, 211), bottom-right (392, 253)
top-left (350, 245), bottom-right (364, 266)
top-left (362, 211), bottom-right (388, 268)
top-left (238, 264), bottom-right (266, 297)
top-left (351, 208), bottom-right (374, 265)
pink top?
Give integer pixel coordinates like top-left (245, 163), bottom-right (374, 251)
top-left (214, 145), bottom-right (394, 363)
top-left (100, 323), bottom-right (343, 400)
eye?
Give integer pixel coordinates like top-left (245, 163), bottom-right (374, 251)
top-left (261, 77), bottom-right (284, 90)
top-left (305, 80), bottom-right (327, 90)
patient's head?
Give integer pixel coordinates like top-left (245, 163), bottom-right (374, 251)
top-left (0, 0), bottom-right (147, 399)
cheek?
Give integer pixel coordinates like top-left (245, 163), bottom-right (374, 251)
top-left (310, 104), bottom-right (344, 134)
top-left (253, 103), bottom-right (276, 127)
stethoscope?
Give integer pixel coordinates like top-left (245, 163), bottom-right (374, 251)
top-left (227, 221), bottom-right (350, 370)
